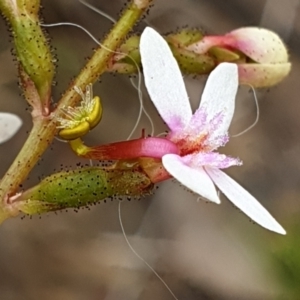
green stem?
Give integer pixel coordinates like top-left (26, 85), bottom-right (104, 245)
top-left (56, 0), bottom-right (152, 110)
top-left (0, 0), bottom-right (152, 222)
top-left (0, 117), bottom-right (56, 221)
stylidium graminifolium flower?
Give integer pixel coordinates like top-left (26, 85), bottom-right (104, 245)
top-left (140, 27), bottom-right (285, 235)
top-left (73, 27), bottom-right (286, 235)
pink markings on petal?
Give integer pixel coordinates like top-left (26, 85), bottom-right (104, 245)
top-left (168, 106), bottom-right (230, 155)
top-left (206, 134), bottom-right (230, 150)
top-left (182, 152), bottom-right (242, 169)
top-left (167, 107), bottom-right (208, 147)
top-left (87, 137), bottom-right (179, 160)
top-left (188, 107), bottom-right (209, 133)
top-left (167, 115), bottom-right (187, 133)
top-left (199, 63), bottom-right (238, 139)
top-left (190, 108), bottom-right (230, 150)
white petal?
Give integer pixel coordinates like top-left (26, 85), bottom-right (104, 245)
top-left (140, 27), bottom-right (192, 131)
top-left (0, 113), bottom-right (22, 144)
top-left (205, 167), bottom-right (286, 235)
top-left (200, 63), bottom-right (238, 136)
top-left (162, 154), bottom-right (220, 203)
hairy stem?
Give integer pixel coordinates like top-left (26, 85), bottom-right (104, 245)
top-left (0, 0), bottom-right (153, 221)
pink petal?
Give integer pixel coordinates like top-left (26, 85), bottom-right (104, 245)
top-left (188, 108), bottom-right (230, 149)
top-left (183, 152), bottom-right (242, 169)
top-left (0, 113), bottom-right (22, 144)
top-left (162, 154), bottom-right (220, 203)
top-left (140, 27), bottom-right (192, 131)
top-left (205, 167), bottom-right (286, 235)
top-left (199, 63), bottom-right (238, 138)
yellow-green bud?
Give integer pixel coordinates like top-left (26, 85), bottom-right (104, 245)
top-left (108, 35), bottom-right (141, 73)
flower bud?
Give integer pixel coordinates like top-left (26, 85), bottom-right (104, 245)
top-left (109, 27), bottom-right (290, 87)
top-left (108, 36), bottom-right (141, 73)
top-left (187, 27), bottom-right (291, 87)
top-left (0, 0), bottom-right (55, 114)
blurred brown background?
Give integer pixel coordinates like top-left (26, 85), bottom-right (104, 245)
top-left (1, 0), bottom-right (300, 299)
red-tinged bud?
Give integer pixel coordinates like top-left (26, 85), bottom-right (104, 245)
top-left (187, 27), bottom-right (291, 87)
top-left (109, 36), bottom-right (141, 73)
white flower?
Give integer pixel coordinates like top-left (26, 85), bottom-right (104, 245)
top-left (140, 27), bottom-right (285, 235)
top-left (0, 112), bottom-right (22, 144)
